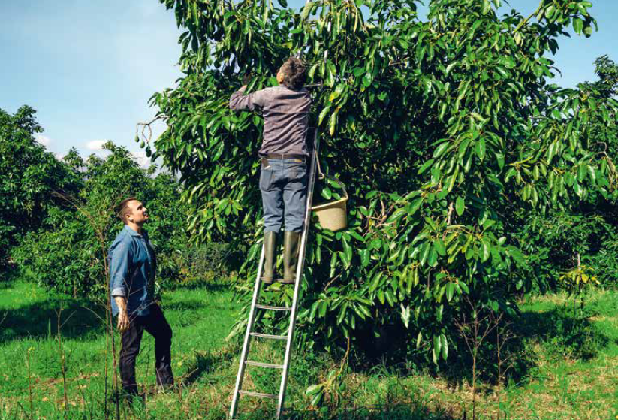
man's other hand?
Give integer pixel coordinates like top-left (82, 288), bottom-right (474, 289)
top-left (114, 296), bottom-right (130, 332)
top-left (117, 310), bottom-right (129, 332)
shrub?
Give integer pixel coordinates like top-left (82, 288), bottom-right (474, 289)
top-left (159, 242), bottom-right (240, 289)
top-left (0, 106), bottom-right (80, 266)
top-left (12, 142), bottom-right (190, 299)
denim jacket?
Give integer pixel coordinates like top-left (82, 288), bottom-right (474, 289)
top-left (109, 225), bottom-right (157, 317)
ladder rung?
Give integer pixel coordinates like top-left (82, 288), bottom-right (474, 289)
top-left (255, 304), bottom-right (291, 311)
top-left (250, 332), bottom-right (288, 340)
top-left (239, 390), bottom-right (278, 399)
top-left (245, 360), bottom-right (284, 369)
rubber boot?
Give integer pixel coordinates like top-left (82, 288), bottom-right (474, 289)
top-left (282, 231), bottom-right (301, 284)
top-left (262, 231), bottom-right (277, 284)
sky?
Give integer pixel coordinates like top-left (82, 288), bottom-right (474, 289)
top-left (1, 0), bottom-right (617, 166)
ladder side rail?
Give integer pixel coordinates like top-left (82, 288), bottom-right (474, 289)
top-left (230, 244), bottom-right (266, 419)
top-left (276, 128), bottom-right (320, 419)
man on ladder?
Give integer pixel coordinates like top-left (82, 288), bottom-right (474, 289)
top-left (228, 57), bottom-right (319, 419)
top-left (229, 57), bottom-right (311, 285)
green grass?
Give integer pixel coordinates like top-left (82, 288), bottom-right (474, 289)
top-left (0, 280), bottom-right (245, 419)
top-left (1, 279), bottom-right (617, 420)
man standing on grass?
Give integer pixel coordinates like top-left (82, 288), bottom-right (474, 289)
top-left (229, 57), bottom-right (311, 286)
top-left (109, 197), bottom-right (174, 398)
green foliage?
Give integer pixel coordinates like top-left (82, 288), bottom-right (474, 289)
top-left (166, 242), bottom-right (240, 288)
top-left (14, 207), bottom-right (103, 297)
top-left (0, 106), bottom-right (81, 266)
top-left (559, 264), bottom-right (598, 312)
top-left (516, 212), bottom-right (611, 292)
top-left (12, 142), bottom-right (189, 299)
top-left (151, 0), bottom-right (617, 362)
top-left (516, 56), bottom-right (618, 294)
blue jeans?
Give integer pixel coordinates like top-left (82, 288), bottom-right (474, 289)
top-left (260, 158), bottom-right (308, 232)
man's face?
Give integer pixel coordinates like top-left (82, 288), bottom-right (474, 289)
top-left (126, 200), bottom-right (149, 225)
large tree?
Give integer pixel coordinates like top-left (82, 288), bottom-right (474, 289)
top-left (0, 106), bottom-right (80, 266)
top-left (149, 0), bottom-right (617, 361)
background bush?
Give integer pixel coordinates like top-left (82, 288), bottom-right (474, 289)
top-left (0, 105), bottom-right (81, 268)
top-left (12, 141), bottom-right (192, 299)
top-left (516, 55), bottom-right (618, 293)
top-left (161, 241), bottom-right (241, 289)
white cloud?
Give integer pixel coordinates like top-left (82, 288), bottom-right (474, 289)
top-left (132, 151), bottom-right (151, 169)
top-left (86, 140), bottom-right (107, 151)
top-left (35, 134), bottom-right (51, 147)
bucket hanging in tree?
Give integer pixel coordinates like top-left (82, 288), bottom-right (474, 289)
top-left (311, 176), bottom-right (348, 232)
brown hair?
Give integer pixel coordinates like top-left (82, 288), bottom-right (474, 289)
top-left (116, 197), bottom-right (138, 224)
top-left (279, 57), bottom-right (307, 90)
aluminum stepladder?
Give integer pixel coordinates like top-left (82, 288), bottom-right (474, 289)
top-left (230, 127), bottom-right (321, 420)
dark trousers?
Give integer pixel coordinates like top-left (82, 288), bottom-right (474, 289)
top-left (119, 303), bottom-right (173, 394)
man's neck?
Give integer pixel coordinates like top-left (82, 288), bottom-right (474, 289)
top-left (127, 222), bottom-right (143, 235)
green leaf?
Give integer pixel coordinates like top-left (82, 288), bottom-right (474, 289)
top-left (322, 187), bottom-right (332, 200)
top-left (428, 245), bottom-right (439, 267)
top-left (578, 164), bottom-right (587, 182)
top-left (420, 242), bottom-right (430, 266)
top-left (329, 111), bottom-right (338, 136)
top-left (455, 197), bottom-right (465, 217)
top-left (482, 0), bottom-right (491, 14)
top-left (482, 240), bottom-right (491, 262)
top-left (362, 73), bottom-right (372, 88)
top-left (434, 142), bottom-right (450, 158)
top-left (418, 159), bottom-right (435, 174)
top-left (306, 385), bottom-right (321, 395)
top-left (342, 239), bottom-right (352, 268)
top-left (433, 335), bottom-right (441, 364)
top-left (318, 300), bottom-right (327, 317)
top-left (446, 283), bottom-right (455, 302)
top-left (475, 138), bottom-right (486, 161)
top-left (459, 281), bottom-right (470, 294)
top-left (359, 249), bottom-right (370, 267)
top-left (318, 106), bottom-right (331, 125)
top-left (573, 17), bottom-right (583, 34)
top-left (300, 2), bottom-right (313, 21)
top-left (409, 198), bottom-right (423, 215)
top-left (441, 334), bottom-right (449, 360)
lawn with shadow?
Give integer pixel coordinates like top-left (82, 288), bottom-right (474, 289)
top-left (2, 277), bottom-right (617, 420)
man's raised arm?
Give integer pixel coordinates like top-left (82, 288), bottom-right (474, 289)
top-left (229, 86), bottom-right (268, 111)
